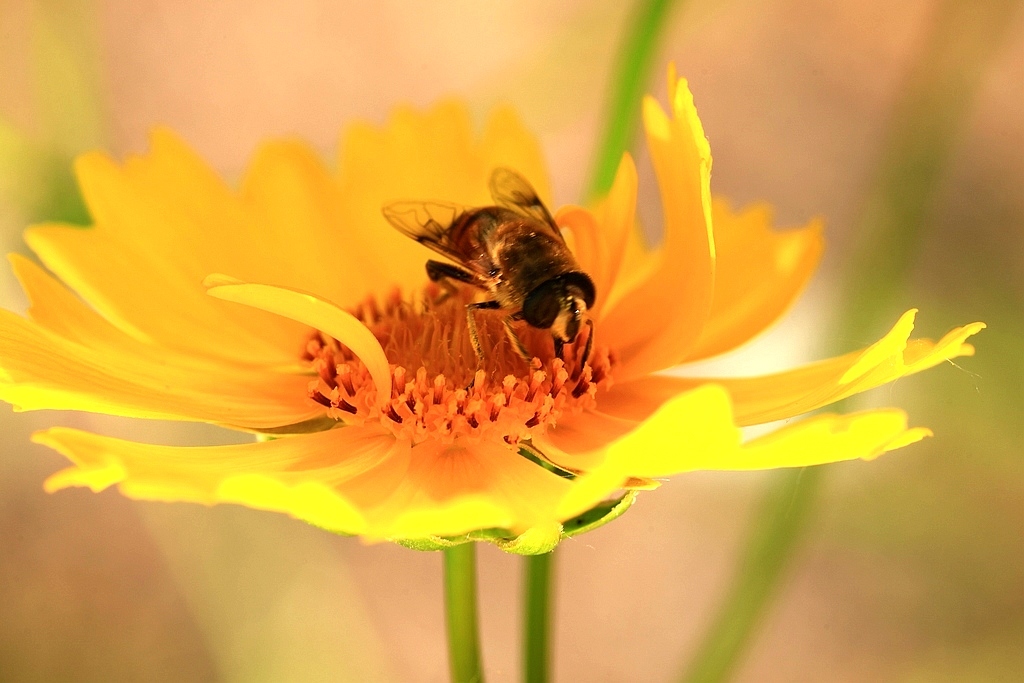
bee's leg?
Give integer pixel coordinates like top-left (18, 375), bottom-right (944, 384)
top-left (553, 338), bottom-right (565, 361)
top-left (426, 260), bottom-right (481, 303)
top-left (579, 319), bottom-right (594, 365)
top-left (465, 300), bottom-right (501, 363)
top-left (502, 313), bottom-right (531, 361)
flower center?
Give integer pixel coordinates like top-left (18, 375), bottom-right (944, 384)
top-left (303, 286), bottom-right (615, 445)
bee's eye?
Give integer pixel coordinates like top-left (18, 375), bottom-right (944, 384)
top-left (522, 283), bottom-right (562, 329)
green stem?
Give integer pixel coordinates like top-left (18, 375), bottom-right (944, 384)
top-left (679, 3), bottom-right (1021, 682)
top-left (585, 0), bottom-right (681, 201)
top-left (680, 468), bottom-right (820, 683)
top-left (840, 0), bottom-right (1024, 333)
top-left (444, 543), bottom-right (485, 683)
top-left (523, 551), bottom-right (555, 683)
top-left (516, 0), bottom-right (683, 678)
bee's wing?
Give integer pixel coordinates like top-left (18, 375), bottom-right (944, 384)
top-left (381, 200), bottom-right (472, 265)
top-left (488, 167), bottom-right (565, 244)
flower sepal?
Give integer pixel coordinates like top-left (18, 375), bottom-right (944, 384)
top-left (560, 490), bottom-right (638, 539)
top-left (394, 491), bottom-right (638, 555)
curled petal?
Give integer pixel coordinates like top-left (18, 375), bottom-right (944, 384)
top-left (599, 311), bottom-right (984, 426)
top-left (206, 279), bottom-right (392, 403)
top-left (555, 206), bottom-right (605, 288)
top-left (555, 153), bottom-right (639, 317)
top-left (593, 154), bottom-right (640, 315)
top-left (599, 77), bottom-right (715, 381)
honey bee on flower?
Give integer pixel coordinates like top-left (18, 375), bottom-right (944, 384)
top-left (0, 69), bottom-right (982, 551)
top-left (382, 167), bottom-right (596, 366)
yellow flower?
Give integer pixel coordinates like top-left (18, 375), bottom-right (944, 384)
top-left (0, 72), bottom-right (982, 552)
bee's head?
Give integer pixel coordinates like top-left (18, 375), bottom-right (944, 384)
top-left (522, 273), bottom-right (596, 342)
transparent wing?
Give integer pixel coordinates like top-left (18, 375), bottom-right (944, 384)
top-left (381, 200), bottom-right (471, 265)
top-left (488, 167), bottom-right (565, 244)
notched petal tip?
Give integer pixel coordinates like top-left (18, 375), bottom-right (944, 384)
top-left (33, 428), bottom-right (127, 494)
top-left (70, 148), bottom-right (116, 182)
top-left (879, 426), bottom-right (932, 456)
top-left (841, 310), bottom-right (984, 387)
top-left (841, 309), bottom-right (919, 384)
top-left (641, 95), bottom-right (671, 140)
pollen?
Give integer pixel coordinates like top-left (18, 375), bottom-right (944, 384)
top-left (302, 287), bottom-right (615, 445)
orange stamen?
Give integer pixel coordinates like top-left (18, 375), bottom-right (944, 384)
top-left (304, 288), bottom-right (615, 445)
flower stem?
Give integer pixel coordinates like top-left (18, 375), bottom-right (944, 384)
top-left (680, 467), bottom-right (821, 683)
top-left (523, 551), bottom-right (555, 683)
top-left (585, 0), bottom-right (682, 201)
top-left (678, 3), bottom-right (1021, 682)
top-left (444, 543), bottom-right (485, 683)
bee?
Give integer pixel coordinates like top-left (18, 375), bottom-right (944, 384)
top-left (382, 168), bottom-right (595, 365)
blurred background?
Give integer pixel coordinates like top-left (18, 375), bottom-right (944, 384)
top-left (1, 1), bottom-right (1021, 681)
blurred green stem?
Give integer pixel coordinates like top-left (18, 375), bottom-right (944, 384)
top-left (586, 0), bottom-right (681, 201)
top-left (680, 2), bottom-right (1021, 682)
top-left (681, 468), bottom-right (821, 683)
top-left (28, 0), bottom-right (103, 225)
top-left (523, 551), bottom-right (555, 683)
top-left (517, 1), bottom-right (681, 680)
top-left (842, 0), bottom-right (1023, 332)
top-left (444, 543), bottom-right (485, 683)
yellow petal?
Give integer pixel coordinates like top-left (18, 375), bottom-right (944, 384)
top-left (555, 154), bottom-right (639, 317)
top-left (480, 104), bottom-right (553, 199)
top-left (685, 199), bottom-right (824, 361)
top-left (37, 424), bottom-right (575, 540)
top-left (25, 137), bottom-right (315, 364)
top-left (598, 311), bottom-right (984, 426)
top-left (0, 310), bottom-right (317, 427)
top-left (125, 129), bottom-right (370, 308)
top-left (599, 78), bottom-right (715, 382)
top-left (206, 280), bottom-right (392, 402)
top-left (722, 312), bottom-right (983, 425)
top-left (36, 425), bottom-right (406, 536)
top-left (367, 438), bottom-right (575, 540)
top-left (590, 154), bottom-right (646, 319)
top-left (554, 385), bottom-right (734, 519)
top-left (556, 385), bottom-right (931, 519)
top-left (579, 384), bottom-right (738, 476)
top-left (606, 398), bottom-right (926, 477)
top-left (239, 138), bottom-right (375, 306)
top-left (553, 205), bottom-right (604, 289)
top-left (11, 252), bottom-right (129, 348)
top-left (601, 216), bottom-right (660, 322)
top-left (336, 101), bottom-right (553, 294)
top-left (2, 257), bottom-right (316, 428)
top-left (533, 409), bottom-right (641, 473)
